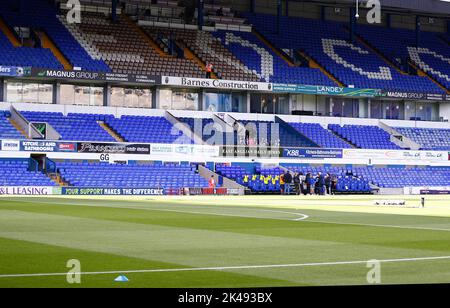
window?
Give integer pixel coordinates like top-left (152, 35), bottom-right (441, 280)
top-left (61, 84), bottom-right (104, 106)
top-left (110, 87), bottom-right (151, 108)
top-left (7, 82), bottom-right (53, 104)
top-left (159, 89), bottom-right (199, 110)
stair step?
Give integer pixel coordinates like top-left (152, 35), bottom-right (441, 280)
top-left (0, 17), bottom-right (21, 47)
top-left (328, 129), bottom-right (358, 148)
top-left (8, 118), bottom-right (28, 138)
top-left (98, 121), bottom-right (125, 142)
top-left (35, 30), bottom-right (73, 70)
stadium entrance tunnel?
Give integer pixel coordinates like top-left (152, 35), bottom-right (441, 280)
top-left (29, 154), bottom-right (56, 174)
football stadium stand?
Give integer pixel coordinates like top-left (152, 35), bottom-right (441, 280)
top-left (0, 0), bottom-right (449, 196)
top-left (0, 159), bottom-right (57, 187)
top-left (62, 11), bottom-right (204, 76)
top-left (356, 25), bottom-right (450, 90)
top-left (244, 13), bottom-right (445, 93)
top-left (0, 0), bottom-right (110, 71)
top-left (328, 124), bottom-right (402, 149)
top-left (106, 115), bottom-right (193, 144)
top-left (58, 161), bottom-right (209, 190)
top-left (213, 30), bottom-right (336, 85)
top-left (395, 127), bottom-right (450, 151)
top-left (21, 111), bottom-right (117, 142)
top-left (179, 117), bottom-right (229, 144)
top-left (0, 29), bottom-right (63, 70)
top-left (288, 123), bottom-right (353, 149)
top-left (216, 164), bottom-right (371, 194)
top-left (0, 111), bottom-right (24, 139)
top-left (353, 166), bottom-right (450, 188)
top-left (143, 27), bottom-right (260, 81)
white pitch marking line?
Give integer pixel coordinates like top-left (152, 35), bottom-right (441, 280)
top-left (85, 203), bottom-right (450, 231)
top-left (15, 199), bottom-right (309, 222)
top-left (260, 209), bottom-right (309, 221)
top-left (4, 200), bottom-right (450, 232)
top-left (305, 219), bottom-right (450, 232)
top-left (1, 255), bottom-right (450, 279)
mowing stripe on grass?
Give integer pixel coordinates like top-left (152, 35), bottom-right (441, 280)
top-left (3, 198), bottom-right (450, 231)
top-left (64, 202), bottom-right (450, 232)
top-left (1, 255), bottom-right (450, 279)
top-left (306, 219), bottom-right (450, 232)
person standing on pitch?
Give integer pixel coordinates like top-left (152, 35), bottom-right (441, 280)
top-left (208, 175), bottom-right (216, 189)
top-left (318, 172), bottom-right (325, 195)
top-left (325, 173), bottom-right (331, 195)
top-left (283, 171), bottom-right (293, 195)
top-left (293, 172), bottom-right (300, 195)
top-left (279, 173), bottom-right (285, 195)
top-left (305, 172), bottom-right (312, 195)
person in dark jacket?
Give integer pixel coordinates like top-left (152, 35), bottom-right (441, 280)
top-left (317, 172), bottom-right (325, 195)
top-left (325, 173), bottom-right (332, 195)
top-left (305, 172), bottom-right (311, 195)
top-left (293, 172), bottom-right (300, 195)
top-left (283, 171), bottom-right (293, 195)
top-left (331, 175), bottom-right (338, 195)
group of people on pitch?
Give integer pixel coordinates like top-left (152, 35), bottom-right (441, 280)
top-left (280, 171), bottom-right (338, 195)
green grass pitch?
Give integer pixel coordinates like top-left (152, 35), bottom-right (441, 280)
top-left (0, 195), bottom-right (449, 288)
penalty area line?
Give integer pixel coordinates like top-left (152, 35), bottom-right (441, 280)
top-left (1, 255), bottom-right (450, 279)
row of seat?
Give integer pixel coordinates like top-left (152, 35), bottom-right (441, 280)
top-left (0, 110), bottom-right (448, 150)
top-left (244, 13), bottom-right (446, 94)
top-left (58, 162), bottom-right (210, 189)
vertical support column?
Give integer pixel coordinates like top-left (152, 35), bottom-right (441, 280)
top-left (276, 0), bottom-right (282, 34)
top-left (2, 80), bottom-right (7, 102)
top-left (246, 92), bottom-right (251, 113)
top-left (329, 97), bottom-right (333, 116)
top-left (198, 89), bottom-right (203, 111)
top-left (250, 0), bottom-right (255, 14)
top-left (386, 13), bottom-right (391, 28)
top-left (198, 0), bottom-right (204, 31)
top-left (111, 0), bottom-right (118, 23)
top-left (416, 15), bottom-right (421, 47)
top-left (53, 82), bottom-right (60, 105)
top-left (0, 78), bottom-right (4, 102)
top-left (104, 84), bottom-right (111, 107)
top-left (349, 7), bottom-right (356, 43)
top-left (151, 87), bottom-right (157, 109)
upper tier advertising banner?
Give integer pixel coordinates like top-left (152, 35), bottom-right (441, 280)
top-left (29, 68), bottom-right (160, 85)
top-left (0, 140), bottom-right (76, 152)
top-left (0, 66), bottom-right (30, 77)
top-left (380, 90), bottom-right (448, 101)
top-left (77, 142), bottom-right (151, 155)
top-left (20, 141), bottom-right (77, 152)
top-left (273, 84), bottom-right (382, 98)
top-left (150, 144), bottom-right (220, 157)
top-left (1, 140), bottom-right (20, 151)
top-left (342, 149), bottom-right (448, 161)
top-left (162, 76), bottom-right (273, 92)
top-left (283, 148), bottom-right (343, 159)
top-left (219, 146), bottom-right (282, 158)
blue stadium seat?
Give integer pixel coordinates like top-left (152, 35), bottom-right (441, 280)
top-left (58, 162), bottom-right (210, 190)
top-left (0, 159), bottom-right (57, 186)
